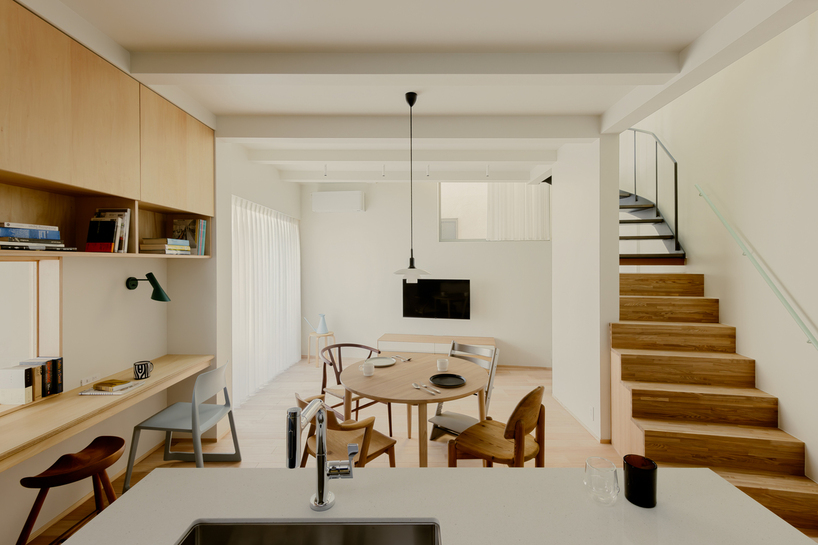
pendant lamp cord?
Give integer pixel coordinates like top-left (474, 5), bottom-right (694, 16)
top-left (409, 102), bottom-right (414, 262)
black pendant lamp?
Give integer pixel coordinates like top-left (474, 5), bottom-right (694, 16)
top-left (394, 91), bottom-right (430, 283)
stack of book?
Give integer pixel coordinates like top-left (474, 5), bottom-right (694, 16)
top-left (140, 238), bottom-right (191, 255)
top-left (86, 208), bottom-right (131, 253)
top-left (0, 222), bottom-right (75, 251)
top-left (0, 356), bottom-right (63, 406)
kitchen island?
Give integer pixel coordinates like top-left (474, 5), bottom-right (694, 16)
top-left (65, 467), bottom-right (811, 544)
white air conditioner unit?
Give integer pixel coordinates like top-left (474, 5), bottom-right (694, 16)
top-left (311, 191), bottom-right (365, 212)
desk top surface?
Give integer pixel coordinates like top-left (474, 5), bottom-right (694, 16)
top-left (0, 354), bottom-right (212, 473)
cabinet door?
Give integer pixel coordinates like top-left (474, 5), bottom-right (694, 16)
top-left (140, 85), bottom-right (187, 210)
top-left (186, 117), bottom-right (215, 216)
top-left (0, 0), bottom-right (70, 183)
top-left (70, 41), bottom-right (140, 199)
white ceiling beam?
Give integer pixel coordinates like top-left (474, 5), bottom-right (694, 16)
top-left (131, 51), bottom-right (678, 86)
top-left (601, 0), bottom-right (818, 133)
top-left (279, 170), bottom-right (530, 183)
top-left (246, 149), bottom-right (557, 164)
top-left (217, 115), bottom-right (600, 139)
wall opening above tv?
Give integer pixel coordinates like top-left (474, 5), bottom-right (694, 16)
top-left (403, 279), bottom-right (470, 320)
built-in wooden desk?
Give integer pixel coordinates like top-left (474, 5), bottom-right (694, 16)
top-left (377, 334), bottom-right (495, 354)
top-left (0, 354), bottom-right (212, 473)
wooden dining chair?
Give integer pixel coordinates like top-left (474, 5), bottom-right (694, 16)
top-left (447, 386), bottom-right (545, 468)
top-left (320, 343), bottom-right (394, 436)
top-left (295, 394), bottom-right (396, 468)
top-left (428, 343), bottom-right (499, 440)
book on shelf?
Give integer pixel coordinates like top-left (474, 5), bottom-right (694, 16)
top-left (80, 382), bottom-right (143, 396)
top-left (0, 237), bottom-right (64, 245)
top-left (139, 249), bottom-right (191, 255)
top-left (141, 238), bottom-right (189, 246)
top-left (93, 379), bottom-right (138, 392)
top-left (0, 367), bottom-right (33, 405)
top-left (0, 239), bottom-right (65, 250)
top-left (140, 244), bottom-right (191, 251)
top-left (172, 219), bottom-right (207, 256)
top-left (0, 227), bottom-right (62, 240)
top-left (20, 357), bottom-right (62, 396)
top-left (86, 217), bottom-right (120, 252)
top-left (95, 208), bottom-right (131, 253)
top-left (0, 246), bottom-right (77, 252)
top-left (1, 222), bottom-right (58, 231)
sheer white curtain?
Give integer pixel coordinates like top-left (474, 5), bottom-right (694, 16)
top-left (486, 182), bottom-right (551, 241)
top-left (231, 196), bottom-right (302, 407)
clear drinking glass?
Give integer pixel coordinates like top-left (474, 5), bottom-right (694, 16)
top-left (584, 456), bottom-right (620, 505)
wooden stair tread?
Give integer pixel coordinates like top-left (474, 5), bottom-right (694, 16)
top-left (620, 296), bottom-right (717, 302)
top-left (714, 468), bottom-right (818, 494)
top-left (617, 320), bottom-right (734, 329)
top-left (633, 418), bottom-right (802, 443)
top-left (620, 273), bottom-right (704, 297)
top-left (623, 381), bottom-right (775, 398)
top-left (613, 348), bottom-right (754, 361)
top-left (655, 463), bottom-right (818, 494)
top-left (620, 234), bottom-right (674, 240)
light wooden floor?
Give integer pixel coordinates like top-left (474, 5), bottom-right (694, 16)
top-left (28, 359), bottom-right (619, 543)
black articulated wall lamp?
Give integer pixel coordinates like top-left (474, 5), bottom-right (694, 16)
top-left (126, 272), bottom-right (171, 302)
top-left (394, 91), bottom-right (430, 284)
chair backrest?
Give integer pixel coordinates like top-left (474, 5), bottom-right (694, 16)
top-left (484, 348), bottom-right (500, 414)
top-left (294, 392), bottom-right (345, 430)
top-left (192, 365), bottom-right (228, 408)
top-left (503, 386), bottom-right (544, 440)
top-left (448, 341), bottom-right (495, 371)
top-left (319, 343), bottom-right (379, 392)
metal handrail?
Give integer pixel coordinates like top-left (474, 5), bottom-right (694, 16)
top-left (696, 184), bottom-right (818, 350)
top-left (628, 128), bottom-right (680, 251)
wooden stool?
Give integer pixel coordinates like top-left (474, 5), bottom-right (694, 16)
top-left (308, 331), bottom-right (336, 367)
top-left (17, 436), bottom-right (125, 545)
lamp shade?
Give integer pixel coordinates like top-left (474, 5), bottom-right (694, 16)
top-left (146, 272), bottom-right (171, 302)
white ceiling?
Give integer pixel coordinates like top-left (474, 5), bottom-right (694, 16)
top-left (55, 0), bottom-right (743, 53)
top-left (26, 0), bottom-right (815, 183)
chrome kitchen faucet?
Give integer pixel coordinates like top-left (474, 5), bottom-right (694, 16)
top-left (286, 401), bottom-right (358, 511)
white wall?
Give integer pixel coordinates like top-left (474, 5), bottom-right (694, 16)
top-left (551, 138), bottom-right (619, 440)
top-left (299, 181), bottom-right (552, 368)
top-left (0, 257), bottom-right (170, 544)
top-left (627, 12), bottom-right (818, 477)
top-left (214, 141), bottom-right (302, 406)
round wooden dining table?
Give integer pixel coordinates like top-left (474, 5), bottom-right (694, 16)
top-left (340, 351), bottom-right (487, 467)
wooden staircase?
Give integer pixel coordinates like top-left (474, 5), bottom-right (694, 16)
top-left (611, 273), bottom-right (818, 538)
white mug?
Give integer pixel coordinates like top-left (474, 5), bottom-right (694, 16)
top-left (359, 361), bottom-right (375, 376)
top-left (437, 358), bottom-right (449, 372)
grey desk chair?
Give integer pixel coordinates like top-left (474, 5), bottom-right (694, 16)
top-left (122, 366), bottom-right (241, 492)
top-left (429, 343), bottom-right (499, 441)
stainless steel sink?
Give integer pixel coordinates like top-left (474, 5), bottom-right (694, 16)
top-left (177, 522), bottom-right (441, 545)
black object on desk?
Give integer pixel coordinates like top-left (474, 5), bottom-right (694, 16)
top-left (624, 454), bottom-right (658, 508)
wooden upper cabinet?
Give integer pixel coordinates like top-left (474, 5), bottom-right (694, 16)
top-left (140, 86), bottom-right (214, 216)
top-left (69, 41), bottom-right (140, 199)
top-left (0, 0), bottom-right (71, 183)
top-left (186, 116), bottom-right (215, 217)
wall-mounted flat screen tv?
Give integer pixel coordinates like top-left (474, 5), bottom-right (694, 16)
top-left (403, 279), bottom-right (470, 320)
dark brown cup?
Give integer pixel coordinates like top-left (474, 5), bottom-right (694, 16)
top-left (624, 454), bottom-right (658, 508)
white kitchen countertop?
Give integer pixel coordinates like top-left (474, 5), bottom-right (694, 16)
top-left (65, 467), bottom-right (812, 544)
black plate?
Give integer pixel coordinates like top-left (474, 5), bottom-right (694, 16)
top-left (429, 373), bottom-right (466, 388)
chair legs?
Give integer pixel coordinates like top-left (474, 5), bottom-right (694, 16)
top-left (123, 411), bottom-right (242, 494)
top-left (122, 427), bottom-right (142, 493)
top-left (387, 403), bottom-right (393, 437)
top-left (387, 445), bottom-right (396, 468)
top-left (448, 440), bottom-right (457, 468)
top-left (16, 488), bottom-right (48, 545)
